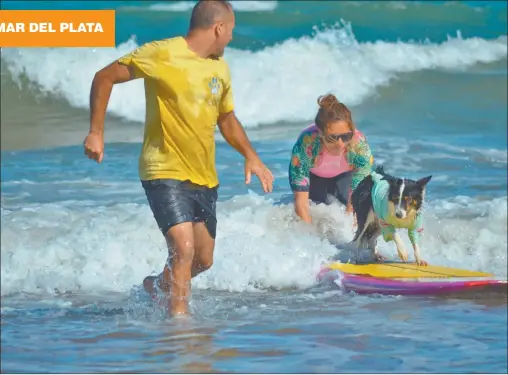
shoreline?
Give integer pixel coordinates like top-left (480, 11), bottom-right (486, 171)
top-left (1, 119), bottom-right (144, 152)
top-left (0, 114), bottom-right (306, 152)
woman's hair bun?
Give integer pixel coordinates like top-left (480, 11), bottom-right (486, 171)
top-left (317, 94), bottom-right (340, 111)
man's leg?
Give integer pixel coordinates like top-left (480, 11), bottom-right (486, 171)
top-left (141, 179), bottom-right (197, 315)
top-left (143, 225), bottom-right (214, 284)
top-left (143, 237), bottom-right (173, 295)
top-left (163, 185), bottom-right (217, 314)
top-left (143, 222), bottom-right (214, 294)
top-left (191, 222), bottom-right (215, 277)
top-left (166, 222), bottom-right (196, 316)
top-left (141, 180), bottom-right (218, 315)
top-left (191, 186), bottom-right (218, 277)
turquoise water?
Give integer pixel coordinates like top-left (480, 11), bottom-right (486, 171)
top-left (1, 0), bottom-right (507, 373)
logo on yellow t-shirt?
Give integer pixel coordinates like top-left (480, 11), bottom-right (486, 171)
top-left (209, 77), bottom-right (221, 95)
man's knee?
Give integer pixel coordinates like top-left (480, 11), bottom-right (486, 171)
top-left (167, 223), bottom-right (195, 263)
top-left (194, 238), bottom-right (214, 270)
top-left (193, 222), bottom-right (215, 271)
top-left (196, 252), bottom-right (213, 270)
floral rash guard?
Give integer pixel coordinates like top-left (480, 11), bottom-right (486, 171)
top-left (288, 124), bottom-right (374, 201)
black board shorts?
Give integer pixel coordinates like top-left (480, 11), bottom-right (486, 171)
top-left (308, 170), bottom-right (353, 206)
top-left (141, 179), bottom-right (218, 239)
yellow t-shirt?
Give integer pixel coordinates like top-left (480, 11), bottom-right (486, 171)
top-left (117, 36), bottom-right (235, 188)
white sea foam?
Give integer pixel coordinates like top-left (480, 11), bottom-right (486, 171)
top-left (1, 194), bottom-right (506, 297)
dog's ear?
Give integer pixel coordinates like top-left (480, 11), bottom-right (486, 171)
top-left (375, 165), bottom-right (385, 175)
top-left (416, 175), bottom-right (432, 187)
top-left (375, 165), bottom-right (389, 180)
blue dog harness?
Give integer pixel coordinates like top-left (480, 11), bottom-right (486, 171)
top-left (370, 172), bottom-right (424, 246)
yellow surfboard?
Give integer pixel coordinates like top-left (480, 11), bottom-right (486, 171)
top-left (324, 262), bottom-right (493, 279)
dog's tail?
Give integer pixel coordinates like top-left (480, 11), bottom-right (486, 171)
top-left (351, 174), bottom-right (374, 243)
top-left (372, 164), bottom-right (397, 182)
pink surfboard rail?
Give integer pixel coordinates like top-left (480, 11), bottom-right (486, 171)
top-left (317, 266), bottom-right (507, 296)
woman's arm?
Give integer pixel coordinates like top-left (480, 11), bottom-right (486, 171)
top-left (294, 191), bottom-right (312, 223)
top-left (288, 132), bottom-right (314, 223)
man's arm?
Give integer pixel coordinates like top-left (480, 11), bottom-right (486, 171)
top-left (89, 40), bottom-right (161, 135)
top-left (217, 111), bottom-right (273, 192)
top-left (85, 41), bottom-right (160, 163)
top-left (217, 111), bottom-right (257, 160)
top-left (89, 62), bottom-right (135, 135)
top-left (216, 63), bottom-right (256, 158)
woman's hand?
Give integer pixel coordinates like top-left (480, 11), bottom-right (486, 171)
top-left (294, 191), bottom-right (312, 224)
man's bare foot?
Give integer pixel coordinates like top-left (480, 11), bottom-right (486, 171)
top-left (143, 275), bottom-right (159, 295)
top-left (143, 266), bottom-right (172, 295)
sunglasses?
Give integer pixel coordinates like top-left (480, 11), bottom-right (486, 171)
top-left (323, 131), bottom-right (354, 143)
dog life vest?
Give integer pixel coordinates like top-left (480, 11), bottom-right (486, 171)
top-left (370, 172), bottom-right (424, 245)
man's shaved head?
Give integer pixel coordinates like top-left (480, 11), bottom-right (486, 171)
top-left (189, 0), bottom-right (233, 30)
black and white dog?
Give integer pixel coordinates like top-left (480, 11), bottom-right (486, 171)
top-left (351, 166), bottom-right (432, 265)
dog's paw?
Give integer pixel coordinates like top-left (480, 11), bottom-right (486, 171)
top-left (415, 259), bottom-right (428, 266)
top-left (397, 251), bottom-right (408, 262)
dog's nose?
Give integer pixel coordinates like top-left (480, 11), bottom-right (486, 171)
top-left (395, 211), bottom-right (403, 219)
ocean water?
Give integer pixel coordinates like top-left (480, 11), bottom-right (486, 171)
top-left (1, 0), bottom-right (507, 373)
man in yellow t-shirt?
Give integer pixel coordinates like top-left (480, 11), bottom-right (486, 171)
top-left (83, 0), bottom-right (274, 316)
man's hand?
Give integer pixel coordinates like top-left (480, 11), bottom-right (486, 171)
top-left (85, 61), bottom-right (135, 164)
top-left (84, 131), bottom-right (104, 163)
top-left (245, 155), bottom-right (274, 193)
top-left (218, 111), bottom-right (275, 193)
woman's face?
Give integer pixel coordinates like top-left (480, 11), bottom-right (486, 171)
top-left (321, 120), bottom-right (353, 154)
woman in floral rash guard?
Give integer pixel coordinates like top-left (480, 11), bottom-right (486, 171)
top-left (288, 94), bottom-right (374, 223)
